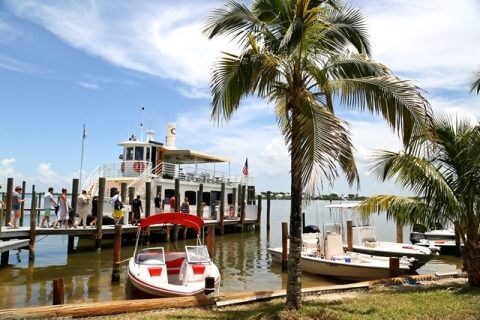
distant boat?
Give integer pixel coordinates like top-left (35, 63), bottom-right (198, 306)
top-left (410, 226), bottom-right (461, 255)
top-left (127, 213), bottom-right (220, 297)
top-left (268, 233), bottom-right (413, 281)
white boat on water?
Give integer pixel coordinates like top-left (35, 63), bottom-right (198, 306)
top-left (322, 203), bottom-right (437, 269)
top-left (81, 123), bottom-right (258, 223)
top-left (268, 232), bottom-right (413, 281)
top-left (411, 227), bottom-right (462, 254)
top-left (127, 213), bottom-right (220, 297)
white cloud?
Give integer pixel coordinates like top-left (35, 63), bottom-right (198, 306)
top-left (0, 54), bottom-right (37, 74)
top-left (0, 19), bottom-right (20, 42)
top-left (37, 163), bottom-right (60, 184)
top-left (0, 158), bottom-right (17, 177)
top-left (6, 0), bottom-right (235, 97)
top-left (77, 81), bottom-right (99, 90)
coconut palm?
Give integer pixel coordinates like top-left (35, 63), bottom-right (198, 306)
top-left (471, 70), bottom-right (480, 94)
top-left (204, 0), bottom-right (431, 309)
top-left (360, 115), bottom-right (480, 286)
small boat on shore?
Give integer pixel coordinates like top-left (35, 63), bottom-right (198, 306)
top-left (268, 232), bottom-right (413, 281)
top-left (127, 213), bottom-right (220, 297)
top-left (410, 225), bottom-right (462, 255)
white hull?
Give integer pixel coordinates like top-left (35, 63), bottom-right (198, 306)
top-left (268, 248), bottom-right (411, 281)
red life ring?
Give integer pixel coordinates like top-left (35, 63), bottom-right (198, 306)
top-left (120, 162), bottom-right (125, 173)
top-left (133, 161), bottom-right (146, 173)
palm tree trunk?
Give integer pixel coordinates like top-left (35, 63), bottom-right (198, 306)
top-left (463, 239), bottom-right (480, 286)
top-left (285, 108), bottom-right (303, 310)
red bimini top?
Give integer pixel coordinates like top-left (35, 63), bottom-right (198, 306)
top-left (138, 213), bottom-right (204, 234)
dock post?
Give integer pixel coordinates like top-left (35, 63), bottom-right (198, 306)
top-left (95, 177), bottom-right (106, 250)
top-left (37, 193), bottom-right (42, 223)
top-left (396, 222), bottom-right (403, 243)
top-left (19, 181), bottom-right (26, 227)
top-left (71, 178), bottom-right (79, 227)
top-left (196, 183), bottom-right (203, 218)
top-left (240, 185), bottom-right (246, 228)
top-left (67, 237), bottom-right (75, 254)
top-left (219, 182), bottom-right (225, 234)
top-left (256, 194), bottom-right (262, 227)
top-left (302, 212), bottom-right (305, 231)
top-left (389, 257), bottom-right (400, 278)
top-left (120, 182), bottom-right (127, 224)
top-left (52, 279), bottom-right (65, 305)
top-left (5, 178), bottom-right (13, 226)
top-left (145, 181), bottom-right (151, 217)
top-left (29, 185), bottom-right (37, 263)
top-left (112, 224), bottom-right (122, 284)
top-left (266, 191), bottom-right (271, 231)
top-left (346, 220), bottom-right (353, 251)
top-left (281, 222), bottom-right (288, 271)
top-left (174, 178), bottom-right (180, 212)
top-left (232, 187), bottom-right (237, 216)
top-left (0, 251), bottom-right (8, 266)
top-left (207, 225), bottom-right (215, 258)
top-left (128, 187), bottom-right (135, 206)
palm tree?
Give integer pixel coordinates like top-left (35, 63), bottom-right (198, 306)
top-left (360, 115), bottom-right (480, 286)
top-left (471, 69), bottom-right (480, 94)
top-left (204, 0), bottom-right (431, 309)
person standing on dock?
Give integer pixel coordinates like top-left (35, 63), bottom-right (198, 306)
top-left (9, 186), bottom-right (25, 228)
top-left (90, 195), bottom-right (98, 226)
top-left (76, 190), bottom-right (90, 228)
top-left (54, 188), bottom-right (68, 228)
top-left (110, 189), bottom-right (124, 224)
top-left (154, 192), bottom-right (162, 213)
top-left (180, 197), bottom-right (190, 213)
top-left (40, 187), bottom-right (57, 228)
top-left (131, 195), bottom-right (143, 224)
top-left (169, 196), bottom-right (175, 212)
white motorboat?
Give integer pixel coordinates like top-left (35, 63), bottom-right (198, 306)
top-left (410, 225), bottom-right (462, 254)
top-left (323, 203), bottom-right (437, 269)
top-left (268, 233), bottom-right (413, 281)
top-left (127, 213), bottom-right (220, 297)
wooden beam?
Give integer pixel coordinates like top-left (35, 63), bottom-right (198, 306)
top-left (219, 183), bottom-right (225, 234)
top-left (256, 195), bottom-right (262, 226)
top-left (29, 185), bottom-right (36, 262)
top-left (5, 178), bottom-right (13, 226)
top-left (19, 181), bottom-right (26, 227)
top-left (347, 220), bottom-right (353, 251)
top-left (71, 179), bottom-right (79, 227)
top-left (111, 225), bottom-right (122, 284)
top-left (52, 279), bottom-right (65, 305)
top-left (174, 178), bottom-right (180, 212)
top-left (196, 184), bottom-right (203, 218)
top-left (396, 222), bottom-right (403, 243)
top-left (145, 181), bottom-right (151, 217)
top-left (96, 178), bottom-right (106, 250)
top-left (266, 191), bottom-right (271, 231)
top-left (207, 225), bottom-right (215, 258)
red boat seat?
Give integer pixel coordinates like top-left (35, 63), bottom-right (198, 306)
top-left (148, 267), bottom-right (163, 277)
top-left (192, 264), bottom-right (206, 275)
top-left (166, 257), bottom-right (185, 275)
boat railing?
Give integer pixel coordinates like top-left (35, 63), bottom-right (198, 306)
top-left (128, 162), bottom-right (163, 195)
top-left (82, 165), bottom-right (100, 195)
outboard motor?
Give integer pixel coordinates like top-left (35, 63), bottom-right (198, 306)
top-left (410, 232), bottom-right (426, 244)
top-left (303, 225), bottom-right (320, 233)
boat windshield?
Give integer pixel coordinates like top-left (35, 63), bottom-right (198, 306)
top-left (185, 246), bottom-right (210, 264)
top-left (135, 247), bottom-right (165, 264)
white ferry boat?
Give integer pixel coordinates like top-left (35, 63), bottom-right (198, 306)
top-left (81, 123), bottom-right (258, 223)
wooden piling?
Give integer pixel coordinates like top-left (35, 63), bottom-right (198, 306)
top-left (37, 193), bottom-right (42, 223)
top-left (0, 250), bottom-right (8, 266)
top-left (219, 182), bottom-right (225, 234)
top-left (52, 279), bottom-right (65, 305)
top-left (302, 212), bottom-right (305, 231)
top-left (19, 181), bottom-right (26, 227)
top-left (207, 225), bottom-right (215, 258)
top-left (281, 222), bottom-right (288, 271)
top-left (67, 237), bottom-right (75, 254)
top-left (196, 184), bottom-right (203, 218)
top-left (120, 183), bottom-right (127, 204)
top-left (240, 185), bottom-right (246, 226)
top-left (112, 224), bottom-right (122, 284)
top-left (29, 185), bottom-right (37, 262)
top-left (145, 181), bottom-right (151, 217)
top-left (5, 178), bottom-right (13, 226)
top-left (396, 222), bottom-right (403, 243)
top-left (174, 178), bottom-right (180, 212)
top-left (96, 178), bottom-right (106, 250)
top-left (266, 191), bottom-right (271, 231)
top-left (389, 257), bottom-right (400, 277)
top-left (256, 195), bottom-right (262, 226)
top-left (128, 187), bottom-right (135, 206)
top-left (232, 187), bottom-right (237, 214)
top-left (346, 220), bottom-right (353, 251)
top-left (71, 178), bottom-right (79, 227)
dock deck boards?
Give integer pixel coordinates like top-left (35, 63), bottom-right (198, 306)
top-left (0, 239), bottom-right (30, 253)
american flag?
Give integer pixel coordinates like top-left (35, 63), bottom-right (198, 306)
top-left (242, 158), bottom-right (248, 176)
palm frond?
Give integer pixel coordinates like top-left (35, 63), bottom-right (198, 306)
top-left (330, 76), bottom-right (432, 146)
top-left (470, 70), bottom-right (480, 94)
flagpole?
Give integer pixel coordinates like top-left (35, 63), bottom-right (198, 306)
top-left (79, 124), bottom-right (87, 189)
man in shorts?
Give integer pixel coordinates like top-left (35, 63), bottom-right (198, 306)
top-left (41, 187), bottom-right (57, 228)
top-left (10, 186), bottom-right (25, 228)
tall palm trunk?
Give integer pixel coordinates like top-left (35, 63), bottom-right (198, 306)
top-left (463, 239), bottom-right (480, 286)
top-left (286, 107), bottom-right (303, 309)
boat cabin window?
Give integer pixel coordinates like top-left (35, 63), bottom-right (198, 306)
top-left (227, 193), bottom-right (233, 205)
top-left (202, 192), bottom-right (211, 206)
top-left (185, 191), bottom-right (196, 205)
top-left (164, 189), bottom-right (175, 205)
top-left (146, 147), bottom-right (150, 161)
top-left (135, 247), bottom-right (165, 264)
top-left (126, 147), bottom-right (134, 161)
top-left (135, 147), bottom-right (144, 161)
top-left (185, 246), bottom-right (210, 263)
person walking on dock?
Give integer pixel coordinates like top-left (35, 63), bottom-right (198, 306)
top-left (90, 195), bottom-right (98, 226)
top-left (76, 190), bottom-right (90, 228)
top-left (9, 186), bottom-right (25, 228)
top-left (131, 195), bottom-right (143, 225)
top-left (41, 187), bottom-right (57, 228)
top-left (54, 188), bottom-right (68, 228)
top-left (110, 189), bottom-right (124, 224)
top-left (154, 192), bottom-right (162, 213)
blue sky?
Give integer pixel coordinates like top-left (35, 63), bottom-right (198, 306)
top-left (1, 0), bottom-right (479, 195)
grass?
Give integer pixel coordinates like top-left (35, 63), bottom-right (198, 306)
top-left (87, 285), bottom-right (480, 320)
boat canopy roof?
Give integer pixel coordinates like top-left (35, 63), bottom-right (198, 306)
top-left (325, 202), bottom-right (360, 209)
top-left (162, 147), bottom-right (230, 164)
top-left (138, 213), bottom-right (204, 233)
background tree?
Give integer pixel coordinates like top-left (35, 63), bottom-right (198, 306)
top-left (205, 0), bottom-right (431, 309)
top-left (471, 69), bottom-right (480, 94)
top-left (360, 115), bottom-right (480, 286)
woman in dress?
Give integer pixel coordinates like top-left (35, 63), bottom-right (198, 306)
top-left (55, 188), bottom-right (68, 228)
